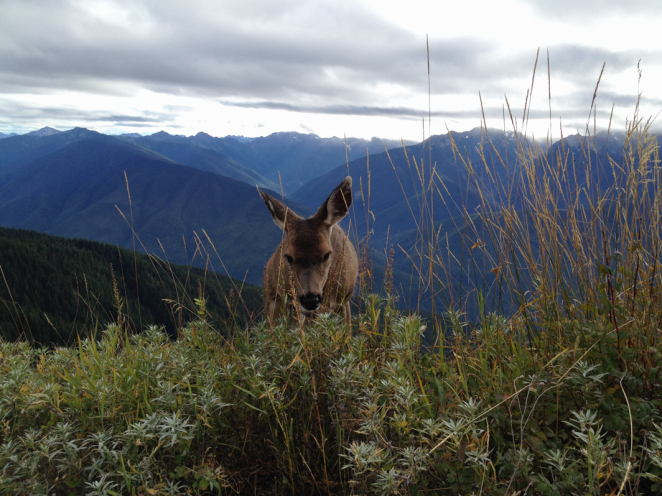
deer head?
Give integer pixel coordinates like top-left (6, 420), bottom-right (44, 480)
top-left (257, 176), bottom-right (353, 315)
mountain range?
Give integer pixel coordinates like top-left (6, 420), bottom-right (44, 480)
top-left (120, 130), bottom-right (414, 193)
top-left (0, 125), bottom-right (641, 313)
top-left (0, 129), bottom-right (311, 284)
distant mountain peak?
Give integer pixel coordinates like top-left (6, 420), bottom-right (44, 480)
top-left (64, 127), bottom-right (99, 139)
top-left (150, 130), bottom-right (172, 139)
top-left (26, 127), bottom-right (62, 137)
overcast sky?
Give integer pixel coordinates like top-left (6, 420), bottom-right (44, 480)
top-left (1, 0), bottom-right (661, 140)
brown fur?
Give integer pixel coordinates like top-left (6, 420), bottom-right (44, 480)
top-left (257, 177), bottom-right (359, 326)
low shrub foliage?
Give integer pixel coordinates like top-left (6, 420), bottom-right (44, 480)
top-left (1, 291), bottom-right (661, 494)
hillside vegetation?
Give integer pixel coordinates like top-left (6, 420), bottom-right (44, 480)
top-left (0, 227), bottom-right (262, 346)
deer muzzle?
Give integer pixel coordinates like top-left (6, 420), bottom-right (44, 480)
top-left (299, 293), bottom-right (322, 312)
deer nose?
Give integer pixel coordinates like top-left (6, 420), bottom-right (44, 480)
top-left (299, 293), bottom-right (322, 311)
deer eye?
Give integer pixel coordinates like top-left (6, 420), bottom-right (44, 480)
top-left (323, 251), bottom-right (331, 262)
top-left (284, 254), bottom-right (293, 264)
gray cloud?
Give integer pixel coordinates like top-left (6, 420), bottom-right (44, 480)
top-left (221, 99), bottom-right (609, 126)
top-left (1, 1), bottom-right (647, 102)
top-left (553, 90), bottom-right (662, 112)
top-left (0, 98), bottom-right (177, 128)
top-left (95, 115), bottom-right (162, 123)
top-left (1, 1), bottom-right (426, 100)
top-left (221, 101), bottom-right (433, 117)
top-left (545, 45), bottom-right (661, 88)
top-left (0, 0), bottom-right (659, 135)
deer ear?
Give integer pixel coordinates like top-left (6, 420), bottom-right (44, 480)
top-left (257, 187), bottom-right (300, 230)
top-left (316, 176), bottom-right (353, 227)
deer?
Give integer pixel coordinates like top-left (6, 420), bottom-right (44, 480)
top-left (257, 176), bottom-right (358, 327)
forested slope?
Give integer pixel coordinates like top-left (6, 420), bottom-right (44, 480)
top-left (0, 227), bottom-right (262, 346)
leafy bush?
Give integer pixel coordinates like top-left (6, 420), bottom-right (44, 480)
top-left (1, 290), bottom-right (661, 494)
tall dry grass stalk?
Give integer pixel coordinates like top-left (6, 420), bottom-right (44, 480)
top-left (453, 87), bottom-right (661, 379)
